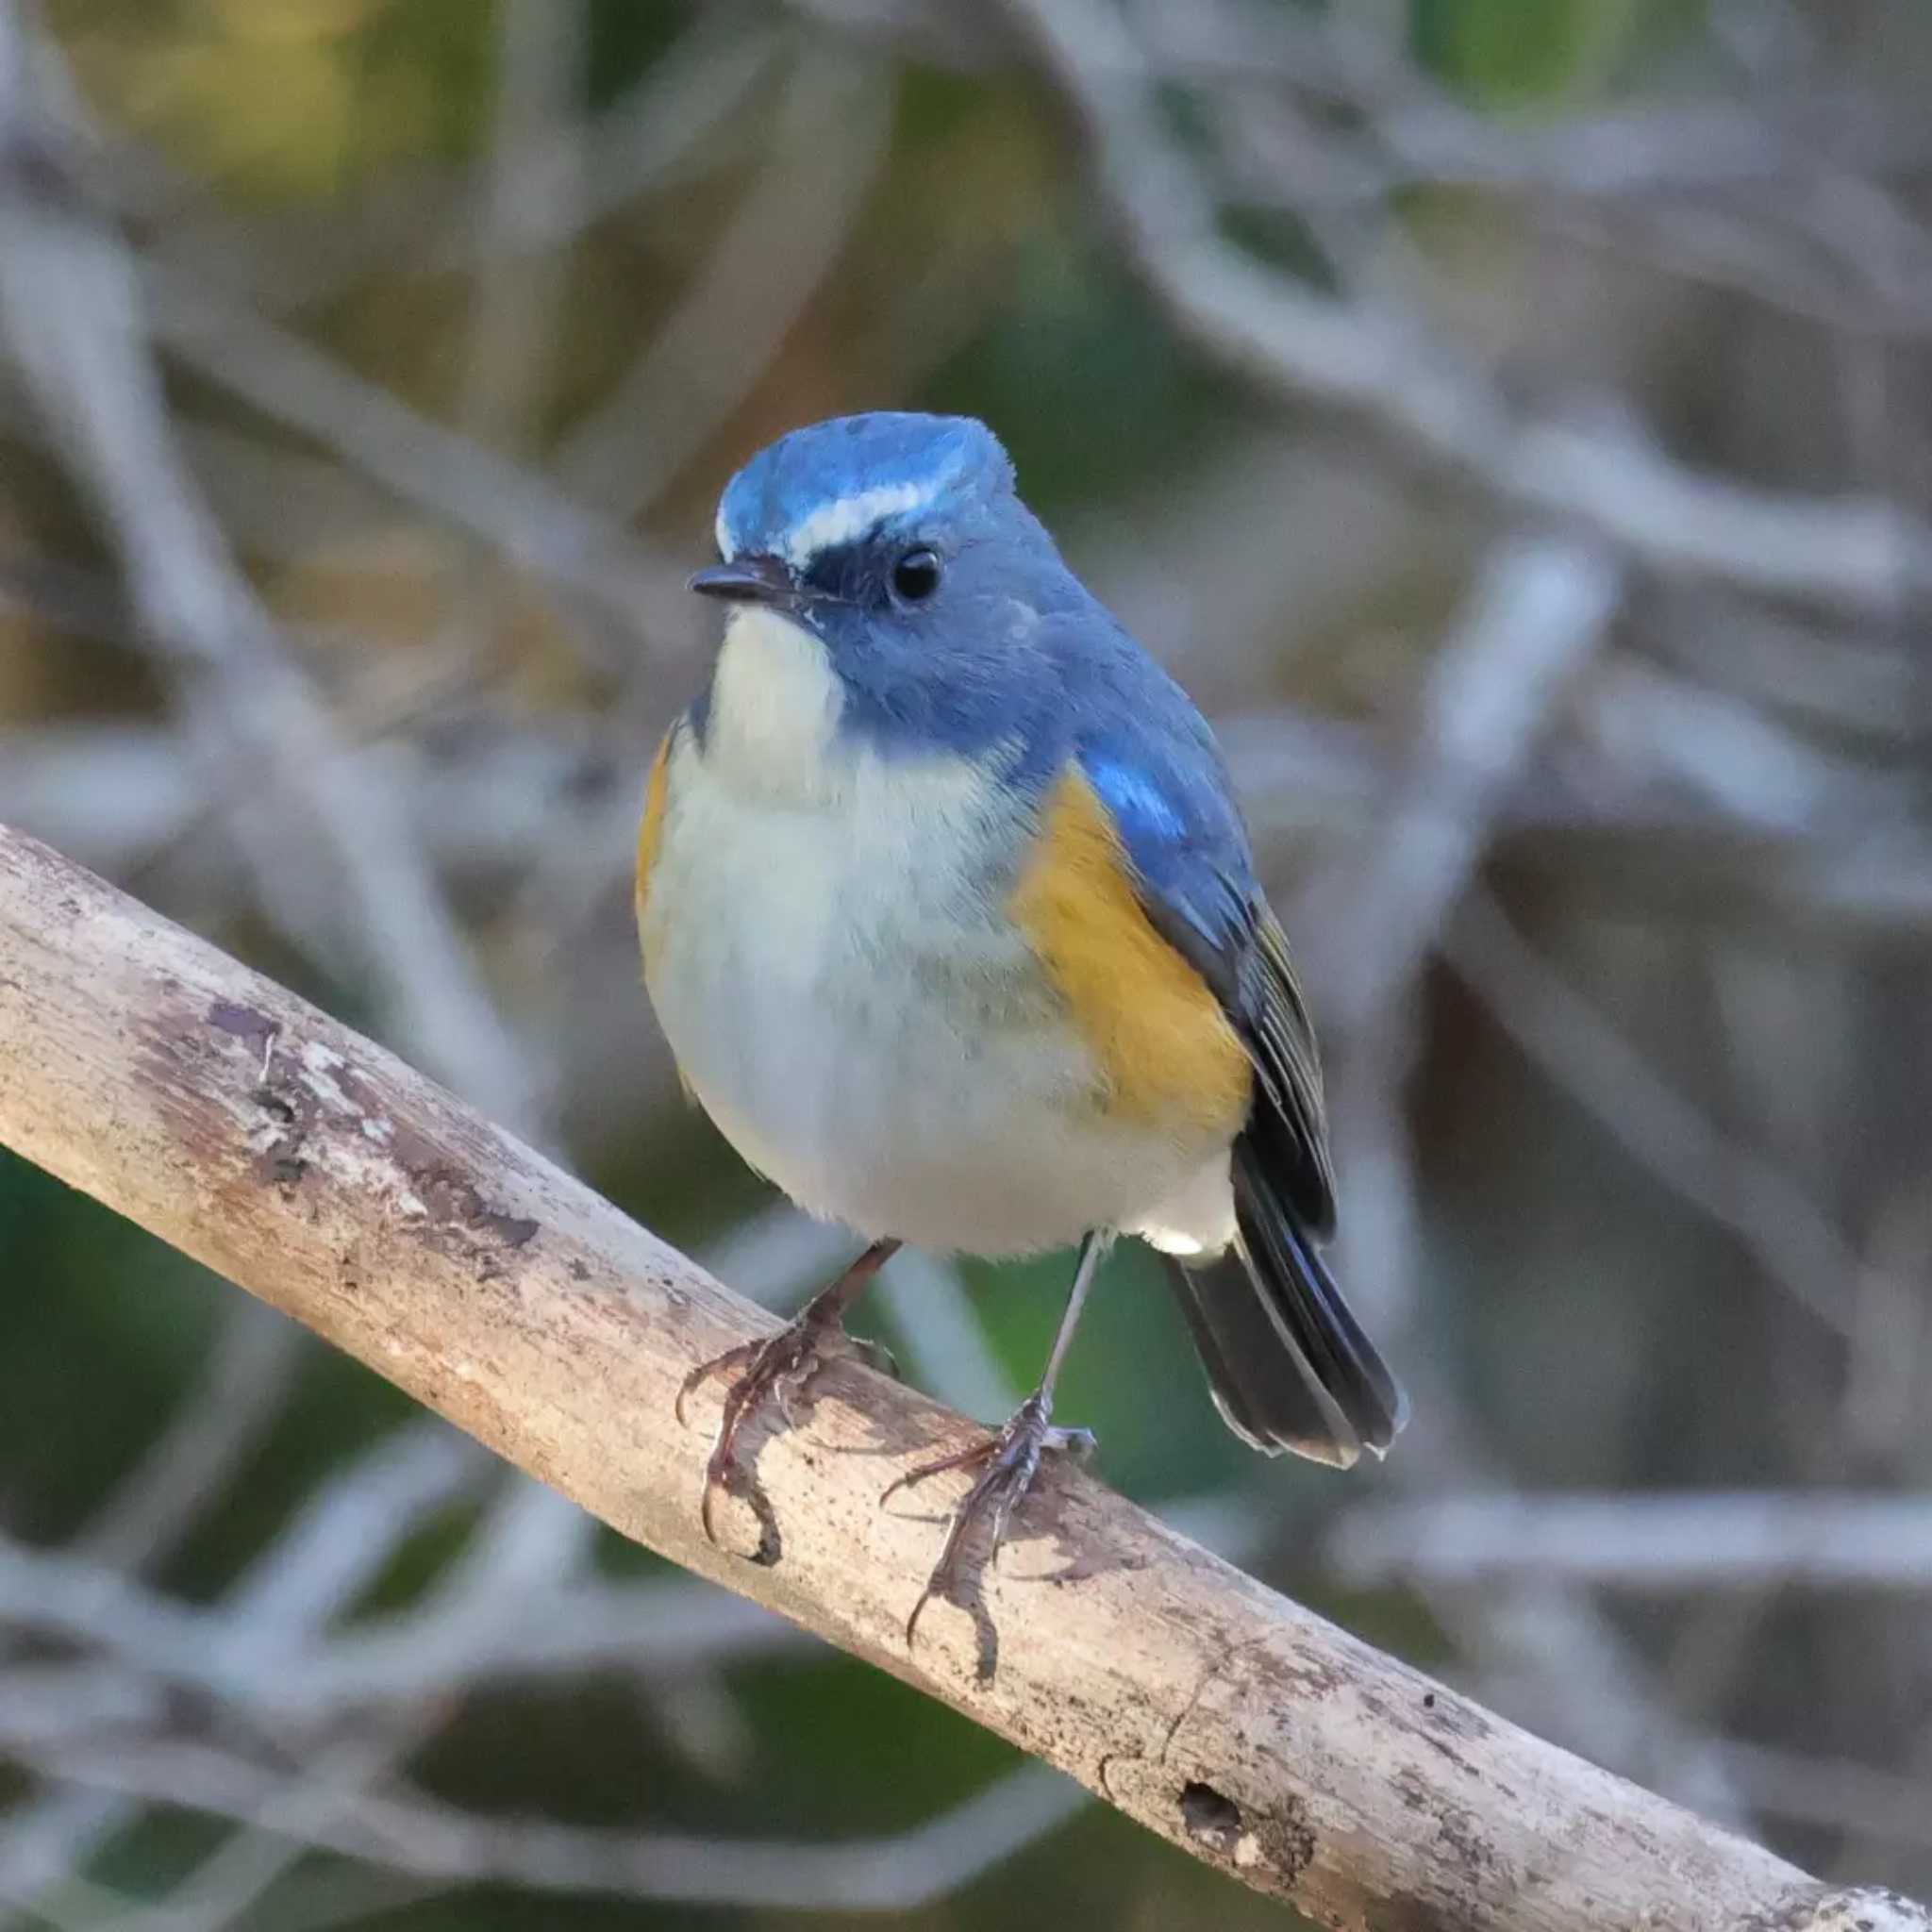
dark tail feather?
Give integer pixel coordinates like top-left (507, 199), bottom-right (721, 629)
top-left (1164, 1137), bottom-right (1407, 1468)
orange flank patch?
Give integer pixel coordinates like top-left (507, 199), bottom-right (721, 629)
top-left (1010, 767), bottom-right (1250, 1135)
top-left (633, 726), bottom-right (675, 962)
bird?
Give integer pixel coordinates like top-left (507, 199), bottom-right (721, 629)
top-left (637, 411), bottom-right (1406, 1635)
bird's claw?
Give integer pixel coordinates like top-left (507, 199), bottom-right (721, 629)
top-left (884, 1393), bottom-right (1094, 1644)
top-left (677, 1318), bottom-right (838, 1543)
top-left (675, 1334), bottom-right (765, 1427)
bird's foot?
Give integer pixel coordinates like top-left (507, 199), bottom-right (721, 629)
top-left (677, 1308), bottom-right (895, 1545)
top-left (882, 1391), bottom-right (1096, 1644)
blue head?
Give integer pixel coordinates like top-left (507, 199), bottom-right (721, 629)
top-left (692, 410), bottom-right (1257, 986)
top-left (692, 413), bottom-right (1089, 761)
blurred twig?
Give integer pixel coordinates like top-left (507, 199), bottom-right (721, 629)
top-left (1298, 533), bottom-right (1623, 1031)
top-left (1716, 1743), bottom-right (1932, 1857)
top-left (1, 1736), bottom-right (1085, 1918)
top-left (147, 17), bottom-right (785, 314)
top-left (1331, 1492), bottom-right (1932, 1591)
top-left (0, 2), bottom-right (550, 1141)
top-left (142, 271), bottom-right (688, 657)
top-left (556, 43), bottom-right (894, 519)
top-left (996, 0), bottom-right (1932, 613)
top-left (0, 1425), bottom-right (487, 1922)
top-left (1444, 889), bottom-right (1867, 1336)
top-left (72, 1300), bottom-right (302, 1574)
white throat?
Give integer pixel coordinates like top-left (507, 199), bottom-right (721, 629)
top-left (703, 605), bottom-right (848, 804)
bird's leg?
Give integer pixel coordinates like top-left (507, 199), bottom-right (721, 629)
top-left (886, 1229), bottom-right (1110, 1642)
top-left (678, 1237), bottom-right (900, 1543)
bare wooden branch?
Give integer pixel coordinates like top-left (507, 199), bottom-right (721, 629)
top-left (0, 824), bottom-right (1923, 1932)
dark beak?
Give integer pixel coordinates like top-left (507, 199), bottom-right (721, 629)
top-left (688, 555), bottom-right (797, 608)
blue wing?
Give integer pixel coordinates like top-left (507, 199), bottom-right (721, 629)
top-left (1040, 614), bottom-right (1403, 1463)
top-left (1077, 731), bottom-right (1255, 997)
top-left (1040, 611), bottom-right (1405, 1461)
top-left (1074, 695), bottom-right (1337, 1236)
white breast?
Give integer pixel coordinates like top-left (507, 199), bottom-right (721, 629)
top-left (641, 608), bottom-right (1235, 1257)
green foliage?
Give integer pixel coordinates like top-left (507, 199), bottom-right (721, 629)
top-left (585, 0), bottom-right (694, 112)
top-left (0, 1150), bottom-right (225, 1541)
top-left (1411, 0), bottom-right (1697, 106)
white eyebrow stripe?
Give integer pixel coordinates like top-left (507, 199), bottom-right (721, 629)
top-left (777, 481), bottom-right (933, 567)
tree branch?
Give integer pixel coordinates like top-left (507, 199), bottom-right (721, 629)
top-left (0, 824), bottom-right (1923, 1931)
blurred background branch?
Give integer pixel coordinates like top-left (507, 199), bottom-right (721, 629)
top-left (0, 0), bottom-right (1928, 1926)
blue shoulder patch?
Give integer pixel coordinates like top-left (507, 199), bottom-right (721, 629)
top-left (1076, 719), bottom-right (1257, 995)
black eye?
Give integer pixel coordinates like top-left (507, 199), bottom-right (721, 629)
top-left (891, 547), bottom-right (942, 603)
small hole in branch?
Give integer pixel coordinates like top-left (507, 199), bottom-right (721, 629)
top-left (1179, 1780), bottom-right (1243, 1852)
